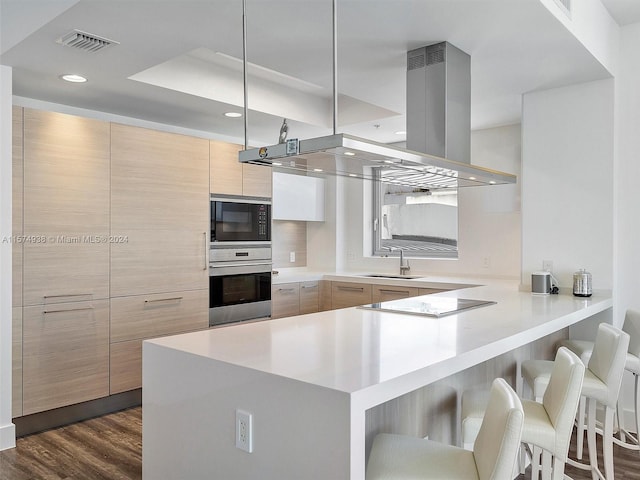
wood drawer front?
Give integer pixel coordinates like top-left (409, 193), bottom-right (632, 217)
top-left (372, 285), bottom-right (419, 303)
top-left (271, 283), bottom-right (300, 319)
top-left (110, 289), bottom-right (208, 343)
top-left (22, 299), bottom-right (109, 415)
top-left (13, 307), bottom-right (22, 418)
top-left (319, 280), bottom-right (332, 312)
top-left (418, 288), bottom-right (447, 296)
top-left (110, 339), bottom-right (142, 394)
top-left (299, 281), bottom-right (320, 314)
top-left (331, 282), bottom-right (372, 309)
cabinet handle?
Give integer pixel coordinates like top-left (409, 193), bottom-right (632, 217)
top-left (301, 284), bottom-right (318, 289)
top-left (44, 293), bottom-right (93, 300)
top-left (145, 296), bottom-right (183, 304)
top-left (278, 288), bottom-right (296, 293)
top-left (379, 289), bottom-right (410, 295)
top-left (203, 232), bottom-right (208, 270)
top-left (44, 306), bottom-right (94, 315)
top-left (337, 286), bottom-right (364, 292)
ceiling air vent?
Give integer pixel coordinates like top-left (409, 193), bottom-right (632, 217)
top-left (56, 30), bottom-right (119, 53)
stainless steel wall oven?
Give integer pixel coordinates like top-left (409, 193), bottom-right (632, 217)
top-left (209, 243), bottom-right (271, 327)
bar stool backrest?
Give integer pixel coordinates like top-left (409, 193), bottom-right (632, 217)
top-left (543, 347), bottom-right (585, 461)
top-left (624, 309), bottom-right (640, 359)
top-left (587, 323), bottom-right (630, 408)
top-left (473, 378), bottom-right (524, 480)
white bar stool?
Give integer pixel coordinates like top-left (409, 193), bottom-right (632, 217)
top-left (559, 309), bottom-right (640, 458)
top-left (521, 323), bottom-right (630, 480)
top-left (367, 378), bottom-right (524, 480)
top-left (461, 347), bottom-right (585, 480)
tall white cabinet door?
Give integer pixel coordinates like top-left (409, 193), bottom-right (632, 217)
top-left (110, 124), bottom-right (209, 296)
top-left (22, 109), bottom-right (110, 306)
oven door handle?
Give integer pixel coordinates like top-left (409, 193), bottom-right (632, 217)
top-left (209, 262), bottom-right (272, 276)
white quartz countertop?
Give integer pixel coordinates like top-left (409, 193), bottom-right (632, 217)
top-left (147, 282), bottom-right (612, 410)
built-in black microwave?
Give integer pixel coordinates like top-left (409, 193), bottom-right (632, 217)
top-left (211, 197), bottom-right (271, 243)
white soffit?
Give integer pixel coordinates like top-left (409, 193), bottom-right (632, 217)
top-left (129, 47), bottom-right (400, 129)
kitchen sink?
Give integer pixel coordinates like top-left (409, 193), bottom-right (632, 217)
top-left (361, 274), bottom-right (424, 279)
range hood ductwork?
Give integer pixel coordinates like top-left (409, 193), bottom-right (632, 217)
top-left (239, 42), bottom-right (516, 190)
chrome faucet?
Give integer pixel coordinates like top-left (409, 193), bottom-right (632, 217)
top-left (399, 249), bottom-right (411, 276)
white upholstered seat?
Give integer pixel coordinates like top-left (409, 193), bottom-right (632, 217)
top-left (367, 378), bottom-right (523, 480)
top-left (462, 347), bottom-right (585, 480)
top-left (521, 323), bottom-right (630, 480)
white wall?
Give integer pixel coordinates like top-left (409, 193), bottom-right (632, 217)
top-left (0, 65), bottom-right (15, 450)
top-left (539, 0), bottom-right (619, 76)
top-left (341, 124), bottom-right (522, 278)
top-left (521, 79), bottom-right (614, 293)
top-left (614, 23), bottom-right (640, 323)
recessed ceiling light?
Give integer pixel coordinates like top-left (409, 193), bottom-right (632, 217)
top-left (384, 160), bottom-right (394, 164)
top-left (272, 162), bottom-right (282, 166)
top-left (348, 174), bottom-right (357, 177)
top-left (224, 112), bottom-right (242, 118)
top-left (489, 181), bottom-right (496, 184)
top-left (344, 151), bottom-right (355, 156)
top-left (60, 74), bottom-right (87, 83)
top-left (313, 168), bottom-right (323, 172)
top-left (395, 131), bottom-right (406, 135)
top-left (469, 176), bottom-right (477, 181)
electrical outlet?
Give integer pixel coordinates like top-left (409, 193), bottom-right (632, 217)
top-left (289, 251), bottom-right (296, 263)
top-left (543, 260), bottom-right (553, 272)
top-left (483, 257), bottom-right (490, 268)
top-left (236, 409), bottom-right (253, 453)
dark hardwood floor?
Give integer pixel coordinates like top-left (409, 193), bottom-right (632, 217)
top-left (1, 406), bottom-right (639, 479)
top-left (0, 408), bottom-right (142, 480)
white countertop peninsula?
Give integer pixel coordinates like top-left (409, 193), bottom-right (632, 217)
top-left (142, 282), bottom-right (612, 480)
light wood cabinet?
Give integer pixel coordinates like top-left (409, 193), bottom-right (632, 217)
top-left (210, 139), bottom-right (272, 198)
top-left (12, 307), bottom-right (22, 418)
top-left (13, 106), bottom-right (23, 308)
top-left (110, 289), bottom-right (208, 343)
top-left (331, 281), bottom-right (373, 309)
top-left (22, 299), bottom-right (109, 415)
top-left (242, 163), bottom-right (272, 198)
top-left (271, 283), bottom-right (300, 319)
top-left (372, 285), bottom-right (419, 303)
top-left (109, 339), bottom-right (143, 395)
top-left (299, 281), bottom-right (320, 314)
top-left (22, 109), bottom-right (110, 306)
top-left (319, 280), bottom-right (332, 311)
top-left (110, 124), bottom-right (209, 297)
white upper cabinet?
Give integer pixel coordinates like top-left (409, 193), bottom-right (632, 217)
top-left (273, 172), bottom-right (325, 222)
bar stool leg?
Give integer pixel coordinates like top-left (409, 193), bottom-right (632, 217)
top-left (576, 395), bottom-right (586, 459)
top-left (603, 406), bottom-right (615, 480)
top-left (541, 450), bottom-right (552, 479)
top-left (634, 373), bottom-right (640, 446)
top-left (587, 398), bottom-right (599, 480)
top-left (551, 456), bottom-right (566, 480)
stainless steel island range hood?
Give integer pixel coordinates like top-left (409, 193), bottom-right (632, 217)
top-left (239, 132), bottom-right (515, 189)
top-left (237, 0), bottom-right (516, 190)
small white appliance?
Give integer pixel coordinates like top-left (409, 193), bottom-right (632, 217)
top-left (531, 271), bottom-right (552, 295)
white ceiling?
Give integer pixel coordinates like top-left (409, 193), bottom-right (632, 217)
top-left (0, 0), bottom-right (632, 146)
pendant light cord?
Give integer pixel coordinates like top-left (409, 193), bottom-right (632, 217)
top-left (242, 0), bottom-right (337, 145)
top-left (332, 0), bottom-right (337, 135)
top-left (242, 0), bottom-right (249, 150)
